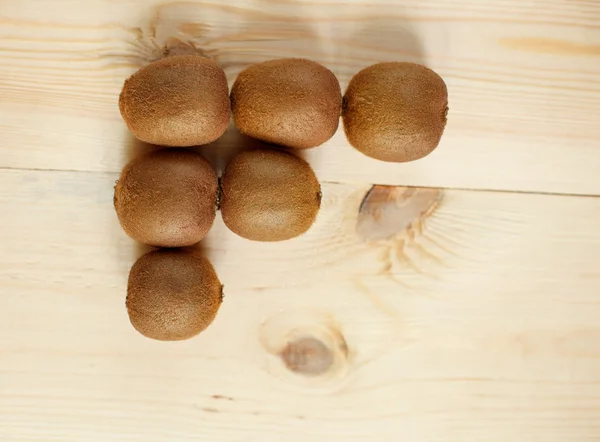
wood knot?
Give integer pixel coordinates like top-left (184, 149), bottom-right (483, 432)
top-left (280, 337), bottom-right (333, 376)
top-left (259, 310), bottom-right (350, 383)
top-left (357, 185), bottom-right (443, 241)
top-left (162, 38), bottom-right (211, 59)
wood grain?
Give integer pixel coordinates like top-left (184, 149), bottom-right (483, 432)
top-left (2, 0), bottom-right (600, 440)
top-left (0, 0), bottom-right (599, 194)
top-left (2, 168), bottom-right (600, 441)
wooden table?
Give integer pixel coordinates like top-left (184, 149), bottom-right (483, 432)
top-left (1, 0), bottom-right (600, 440)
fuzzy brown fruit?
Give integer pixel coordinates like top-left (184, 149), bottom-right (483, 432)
top-left (114, 149), bottom-right (218, 247)
top-left (126, 249), bottom-right (223, 341)
top-left (220, 149), bottom-right (321, 241)
top-left (119, 55), bottom-right (230, 147)
top-left (231, 58), bottom-right (341, 149)
top-left (342, 62), bottom-right (448, 162)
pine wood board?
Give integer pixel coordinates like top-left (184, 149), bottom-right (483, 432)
top-left (0, 0), bottom-right (599, 194)
top-left (2, 0), bottom-right (600, 440)
top-left (1, 168), bottom-right (600, 441)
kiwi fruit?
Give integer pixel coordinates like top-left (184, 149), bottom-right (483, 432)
top-left (119, 55), bottom-right (230, 147)
top-left (114, 149), bottom-right (218, 247)
top-left (342, 62), bottom-right (448, 162)
top-left (230, 58), bottom-right (341, 149)
top-left (220, 149), bottom-right (321, 241)
top-left (126, 249), bottom-right (223, 341)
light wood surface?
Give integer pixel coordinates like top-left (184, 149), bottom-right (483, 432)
top-left (1, 0), bottom-right (600, 441)
top-left (2, 0), bottom-right (600, 194)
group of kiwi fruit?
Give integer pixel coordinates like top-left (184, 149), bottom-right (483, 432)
top-left (115, 53), bottom-right (448, 342)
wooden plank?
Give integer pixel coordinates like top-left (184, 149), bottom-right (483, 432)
top-left (0, 0), bottom-right (599, 194)
top-left (1, 168), bottom-right (600, 441)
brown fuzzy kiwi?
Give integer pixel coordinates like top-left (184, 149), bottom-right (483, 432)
top-left (126, 249), bottom-right (223, 341)
top-left (114, 149), bottom-right (218, 247)
top-left (230, 58), bottom-right (341, 149)
top-left (342, 62), bottom-right (448, 162)
top-left (119, 55), bottom-right (230, 147)
top-left (220, 149), bottom-right (321, 241)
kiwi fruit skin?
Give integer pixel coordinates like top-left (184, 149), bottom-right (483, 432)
top-left (114, 149), bottom-right (218, 247)
top-left (220, 149), bottom-right (321, 241)
top-left (126, 249), bottom-right (222, 341)
top-left (342, 62), bottom-right (448, 162)
top-left (231, 58), bottom-right (342, 149)
top-left (119, 55), bottom-right (230, 147)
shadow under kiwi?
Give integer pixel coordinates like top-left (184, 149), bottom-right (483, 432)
top-left (190, 124), bottom-right (268, 175)
top-left (129, 1), bottom-right (325, 79)
top-left (123, 133), bottom-right (163, 164)
top-left (328, 9), bottom-right (426, 89)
